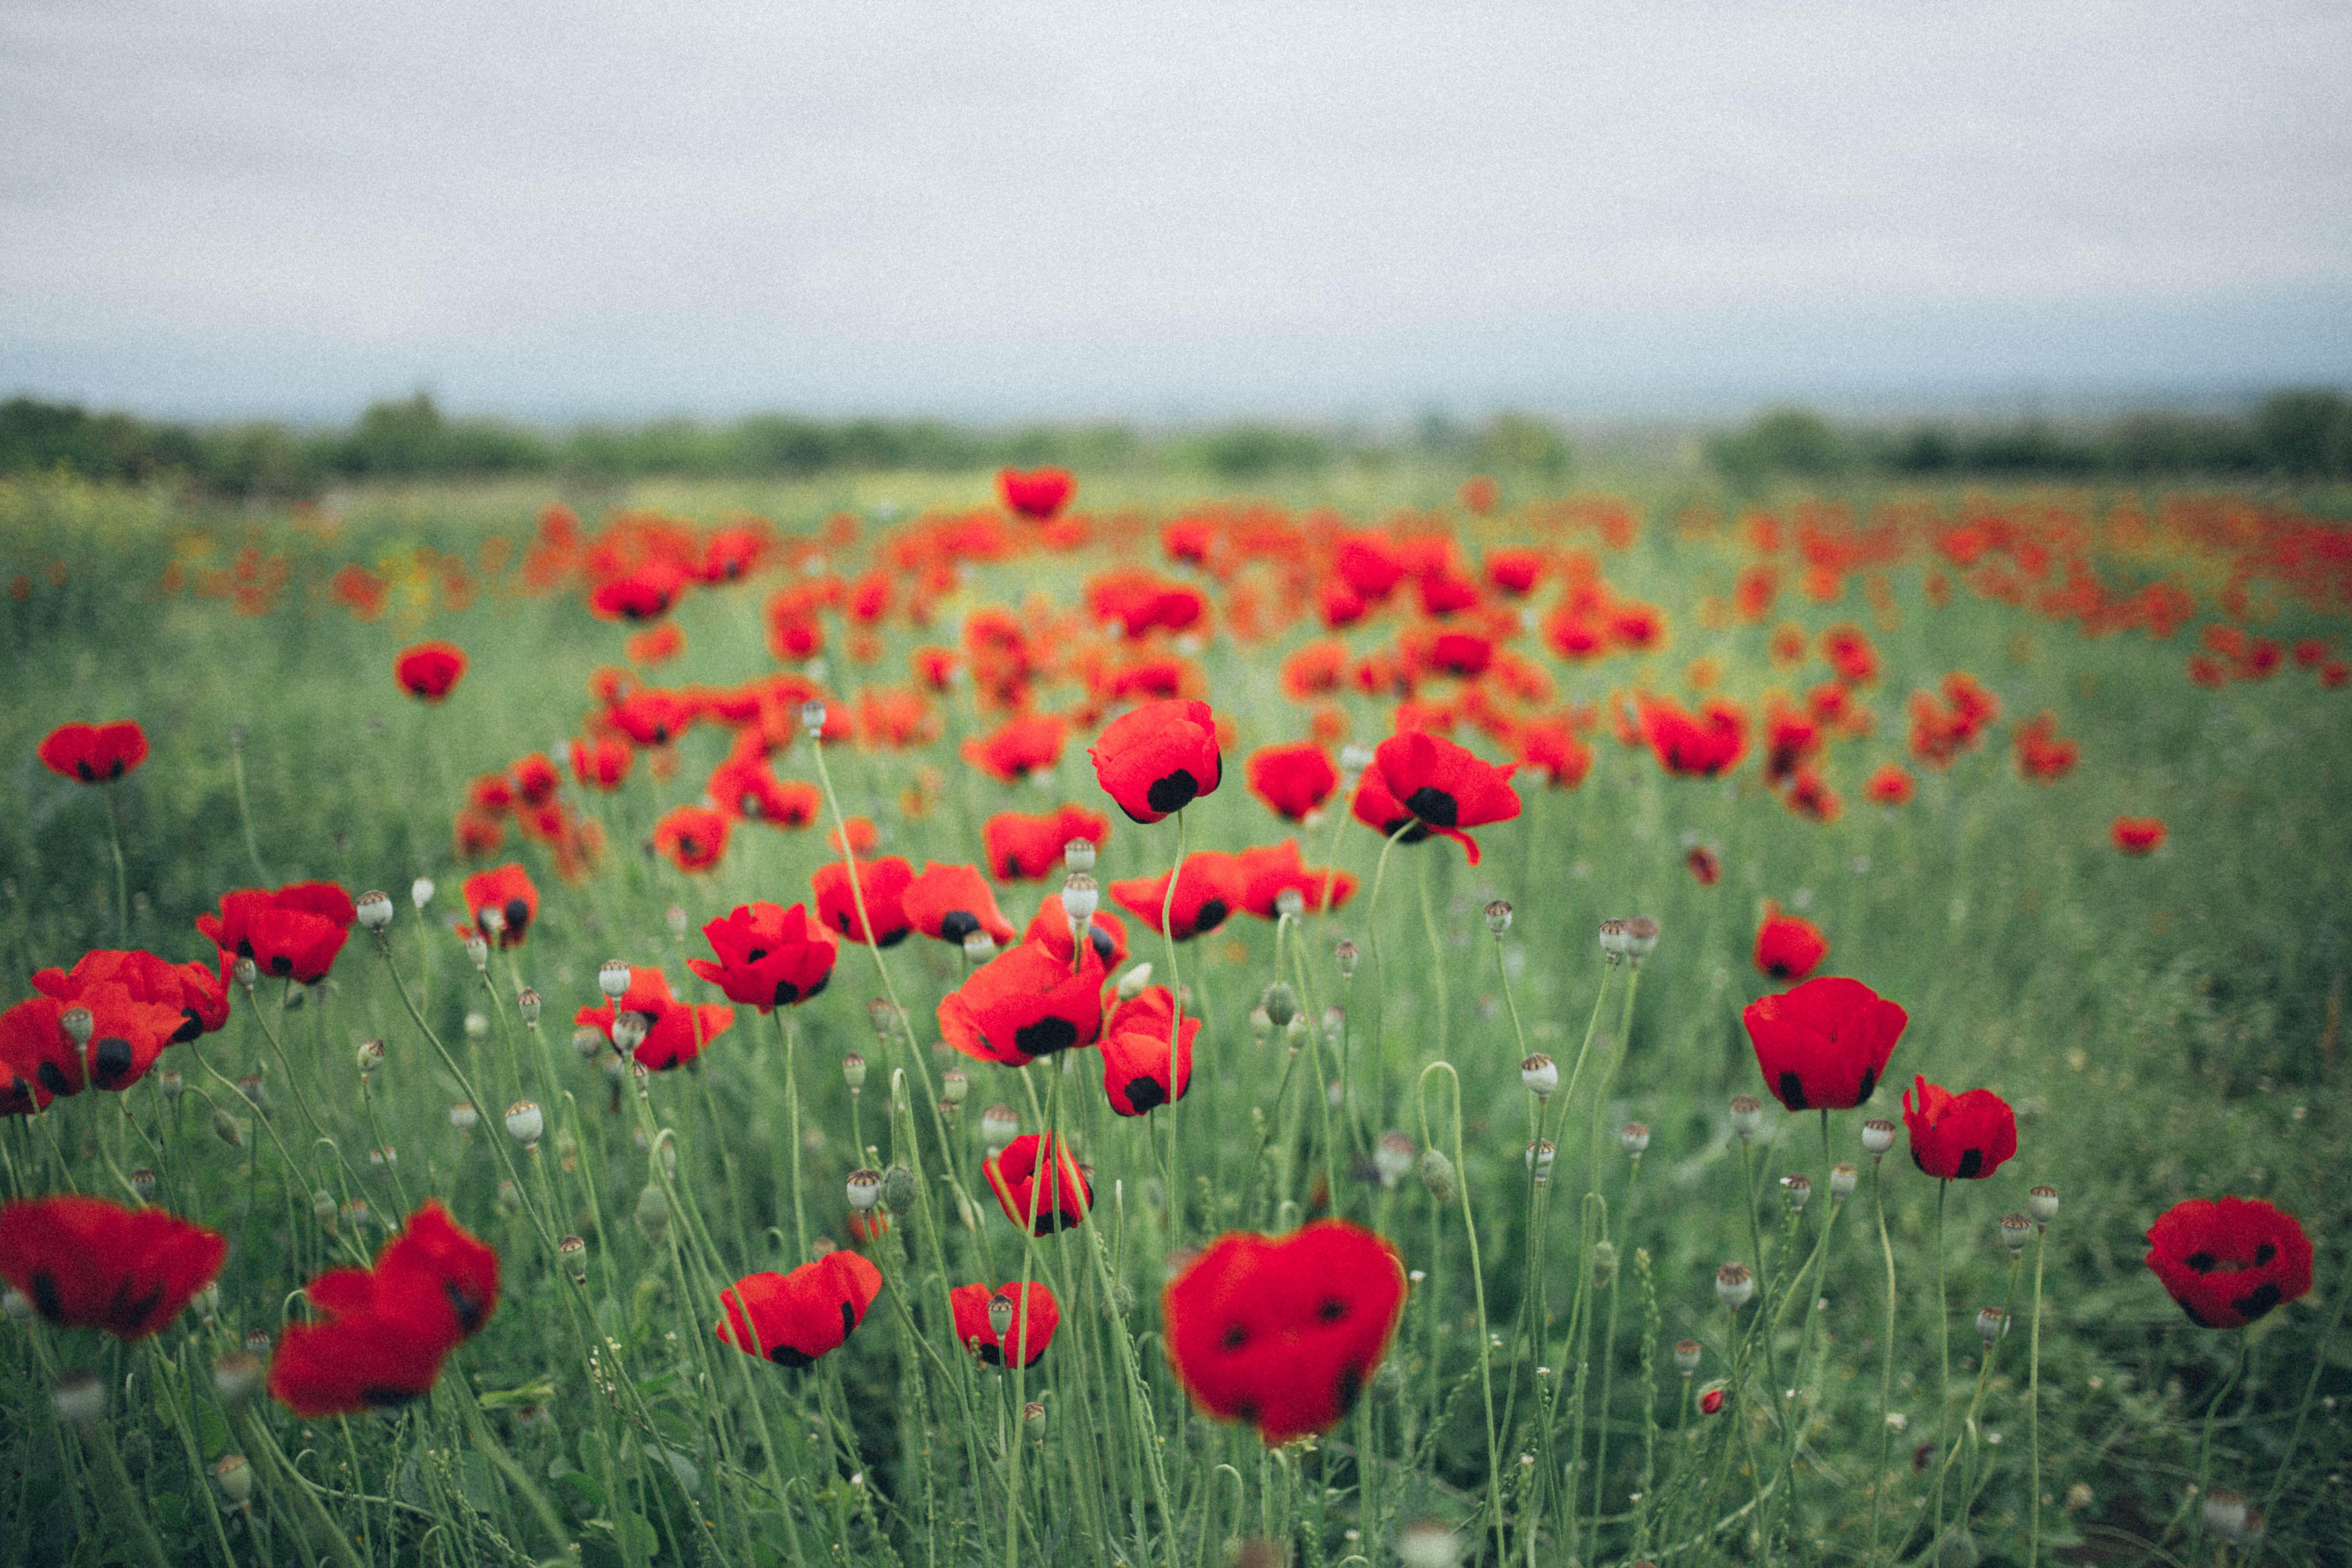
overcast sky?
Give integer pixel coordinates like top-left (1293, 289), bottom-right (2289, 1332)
top-left (4, 1), bottom-right (2348, 421)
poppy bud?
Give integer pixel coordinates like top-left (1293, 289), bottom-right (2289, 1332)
top-left (450, 1101), bottom-right (478, 1132)
top-left (1262, 982), bottom-right (1299, 1028)
top-left (234, 1075), bottom-right (268, 1114)
top-left (243, 1326), bottom-right (273, 1359)
top-left (2000, 1213), bottom-right (2032, 1251)
top-left (1729, 1094), bottom-right (1763, 1140)
top-left (847, 1169), bottom-right (883, 1211)
top-left (496, 1179), bottom-right (521, 1214)
top-left (881, 1165), bottom-right (919, 1212)
top-left (1340, 741), bottom-right (1376, 778)
top-left (211, 1107), bottom-right (245, 1148)
top-left (961, 930), bottom-right (997, 964)
top-left (356, 890), bottom-right (395, 931)
top-left (0, 1288), bottom-right (29, 1321)
top-left (1526, 1139), bottom-right (1556, 1184)
top-left (1598, 918), bottom-right (1631, 960)
top-left (1419, 1147), bottom-right (1457, 1205)
top-left (233, 956), bottom-right (258, 987)
top-left (1861, 1117), bottom-right (1897, 1156)
top-left (987, 1291), bottom-right (1016, 1339)
top-left (1674, 1338), bottom-right (1703, 1375)
top-left (312, 1190), bottom-right (339, 1232)
top-left (1334, 939), bottom-right (1360, 978)
top-left (1276, 886), bottom-right (1305, 920)
top-left (1063, 837), bottom-right (1096, 873)
top-left (51, 1377), bottom-right (112, 1432)
top-left (941, 1068), bottom-right (970, 1105)
top-left (212, 1350), bottom-right (265, 1406)
top-left (1625, 915), bottom-right (1661, 962)
top-left (1247, 1007), bottom-right (1272, 1045)
top-left (505, 1100), bottom-right (543, 1147)
top-left (213, 1454), bottom-right (254, 1506)
top-left (2029, 1184), bottom-right (2060, 1225)
top-left (461, 933), bottom-right (488, 970)
top-left (842, 1053), bottom-right (868, 1091)
top-left (1716, 1262), bottom-right (1755, 1310)
top-left (1116, 963), bottom-right (1152, 1001)
top-left (517, 988), bottom-right (542, 1027)
top-left (1782, 1173), bottom-right (1812, 1212)
top-left (1024, 1399), bottom-right (1046, 1437)
top-left (982, 1105), bottom-right (1019, 1151)
top-left (1622, 1121), bottom-right (1652, 1155)
top-left (158, 1069), bottom-right (183, 1104)
top-left (635, 1182), bottom-right (671, 1247)
top-left (1975, 1306), bottom-right (2009, 1343)
top-left (800, 699), bottom-right (827, 735)
top-left (572, 1025), bottom-right (606, 1060)
top-left (560, 1235), bottom-right (588, 1284)
top-left (411, 877), bottom-right (435, 910)
top-left (611, 1011), bottom-right (650, 1054)
top-left (1396, 1521), bottom-right (1460, 1568)
top-left (1059, 873), bottom-right (1099, 923)
top-left (1521, 1054), bottom-right (1558, 1099)
top-left (464, 1011), bottom-right (488, 1038)
top-left (352, 1037), bottom-right (384, 1077)
top-left (599, 960), bottom-right (632, 998)
top-left (2203, 1488), bottom-right (2249, 1541)
top-left (192, 1283), bottom-right (220, 1321)
top-left (1375, 1131), bottom-right (1415, 1187)
top-left (1485, 899), bottom-right (1514, 935)
top-left (1829, 1163), bottom-right (1859, 1200)
top-left (1699, 1384), bottom-right (1726, 1415)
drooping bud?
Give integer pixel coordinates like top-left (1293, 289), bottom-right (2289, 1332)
top-left (1975, 1306), bottom-right (2009, 1344)
top-left (1419, 1147), bottom-right (1457, 1205)
top-left (1059, 873), bottom-right (1099, 923)
top-left (356, 890), bottom-right (395, 931)
top-left (1621, 1121), bottom-right (1652, 1156)
top-left (635, 1182), bottom-right (671, 1247)
top-left (517, 988), bottom-right (542, 1027)
top-left (1597, 918), bottom-right (1631, 961)
top-left (1829, 1163), bottom-right (1859, 1200)
top-left (1374, 1131), bottom-right (1415, 1187)
top-left (2028, 1184), bottom-right (2060, 1225)
top-left (310, 1189), bottom-right (339, 1232)
top-left (1261, 983), bottom-right (1299, 1029)
top-left (560, 1235), bottom-right (588, 1285)
top-left (1063, 837), bottom-right (1096, 873)
top-left (988, 1291), bottom-right (1016, 1340)
top-left (1024, 1400), bottom-right (1046, 1438)
top-left (211, 1106), bottom-right (245, 1148)
top-left (1483, 899), bottom-right (1513, 935)
top-left (1781, 1174), bottom-right (1812, 1212)
top-left (1728, 1095), bottom-right (1763, 1140)
top-left (2000, 1213), bottom-right (2032, 1252)
top-left (1715, 1262), bottom-right (1755, 1310)
top-left (941, 1068), bottom-right (970, 1105)
top-left (1116, 963), bottom-right (1152, 1001)
top-left (842, 1053), bottom-right (868, 1091)
top-left (1624, 915), bottom-right (1661, 962)
top-left (212, 1351), bottom-right (265, 1406)
top-left (130, 1166), bottom-right (157, 1200)
top-left (981, 1105), bottom-right (1019, 1152)
top-left (1334, 940), bottom-right (1359, 978)
top-left (1861, 1118), bottom-right (1897, 1157)
top-left (214, 1454), bottom-right (254, 1506)
top-left (599, 960), bottom-right (632, 998)
top-left (881, 1165), bottom-right (919, 1212)
top-left (505, 1100), bottom-right (543, 1147)
top-left (356, 1038), bottom-right (385, 1076)
top-left (846, 1169), bottom-right (883, 1211)
top-left (1674, 1339), bottom-right (1703, 1375)
top-left (1521, 1054), bottom-right (1558, 1099)
top-left (1592, 1240), bottom-right (1617, 1285)
top-left (450, 1101), bottom-right (479, 1132)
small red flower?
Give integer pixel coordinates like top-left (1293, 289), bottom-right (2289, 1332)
top-left (32, 948), bottom-right (228, 1047)
top-left (512, 753), bottom-right (562, 808)
top-left (900, 863), bottom-right (1018, 947)
top-left (652, 805), bottom-right (731, 873)
top-left (0, 1196), bottom-right (226, 1340)
top-left (949, 1281), bottom-right (1060, 1368)
top-left (394, 641), bottom-right (468, 702)
top-left (1235, 840), bottom-right (1356, 920)
top-left (1864, 763), bottom-right (1915, 807)
top-left (688, 902), bottom-right (837, 1011)
top-left (1639, 696), bottom-right (1749, 778)
top-left (1699, 1386), bottom-right (1726, 1416)
top-left (716, 1253), bottom-right (882, 1367)
top-left (1163, 1220), bottom-right (1408, 1445)
top-left (1902, 1076), bottom-right (2017, 1181)
top-left (196, 881), bottom-right (357, 983)
top-left (999, 467), bottom-right (1075, 521)
top-left (569, 733), bottom-right (635, 791)
top-left (2145, 1196), bottom-right (2314, 1330)
top-left (575, 967), bottom-right (735, 1071)
top-left (1743, 977), bottom-right (1908, 1112)
top-left (939, 940), bottom-right (1107, 1067)
top-left (589, 559), bottom-right (689, 622)
top-left (2111, 815), bottom-right (2166, 855)
top-left (813, 856), bottom-right (916, 948)
top-left (37, 720), bottom-right (149, 784)
top-left (1108, 851), bottom-right (1248, 941)
top-left (984, 1134), bottom-right (1092, 1234)
top-left (1246, 742), bottom-right (1340, 822)
top-left (709, 753), bottom-right (822, 826)
top-left (461, 864), bottom-right (539, 949)
top-left (1090, 699), bottom-right (1223, 824)
top-left (1370, 731), bottom-right (1520, 865)
top-left (1485, 547), bottom-right (1545, 596)
top-left (1686, 845), bottom-right (1722, 885)
top-left (0, 997), bottom-right (76, 1112)
top-left (267, 1200), bottom-right (499, 1415)
top-left (962, 712), bottom-right (1069, 784)
top-left (1753, 901), bottom-right (1828, 982)
top-left (1100, 986), bottom-right (1197, 1116)
top-left (984, 804), bottom-right (1111, 881)
top-left (1024, 898), bottom-right (1129, 969)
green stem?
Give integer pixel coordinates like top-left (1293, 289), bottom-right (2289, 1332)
top-left (1418, 1062), bottom-right (1503, 1568)
top-left (2187, 1334), bottom-right (2250, 1568)
top-left (103, 782), bottom-right (130, 945)
top-left (1158, 810), bottom-right (1188, 1248)
top-left (2029, 1221), bottom-right (2049, 1568)
top-left (1930, 1178), bottom-right (1952, 1549)
top-left (79, 1419), bottom-right (175, 1568)
top-left (1868, 1156), bottom-right (1897, 1566)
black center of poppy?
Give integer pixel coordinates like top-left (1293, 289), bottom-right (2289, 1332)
top-left (771, 978), bottom-right (801, 1007)
top-left (37, 1062), bottom-right (69, 1096)
top-left (2255, 1243), bottom-right (2277, 1266)
top-left (1123, 1076), bottom-right (1166, 1113)
top-left (1777, 1071), bottom-right (1809, 1111)
top-left (445, 1280), bottom-right (486, 1335)
top-left (75, 761), bottom-right (96, 782)
top-left (747, 947), bottom-right (768, 962)
top-left (29, 1270), bottom-right (63, 1324)
top-left (1317, 1297), bottom-right (1349, 1323)
top-left (94, 1038), bottom-right (134, 1082)
top-left (1334, 1364), bottom-right (1365, 1418)
top-left (769, 1343), bottom-right (816, 1368)
top-left (840, 1301), bottom-right (857, 1340)
top-left (977, 1343), bottom-right (1004, 1367)
top-left (108, 1278), bottom-right (165, 1334)
top-left (1220, 1323), bottom-right (1249, 1352)
top-left (171, 1009), bottom-right (203, 1044)
top-left (1192, 900), bottom-right (1229, 935)
top-left (2231, 1281), bottom-right (2284, 1322)
top-left (1015, 1017), bottom-right (1079, 1057)
top-left (503, 898), bottom-right (530, 935)
top-left (1955, 1148), bottom-right (1984, 1180)
top-left (939, 911), bottom-right (980, 941)
top-left (1403, 786), bottom-right (1459, 826)
top-left (2187, 1251), bottom-right (2218, 1274)
top-left (362, 1386), bottom-right (422, 1409)
top-left (1854, 1066), bottom-right (1878, 1104)
top-left (269, 954), bottom-right (293, 976)
top-left (1145, 771), bottom-right (1199, 814)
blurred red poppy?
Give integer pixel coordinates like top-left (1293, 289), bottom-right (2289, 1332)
top-left (689, 902), bottom-right (837, 1011)
top-left (940, 940), bottom-right (1107, 1067)
top-left (717, 1253), bottom-right (882, 1367)
top-left (1091, 699), bottom-right (1222, 824)
top-left (1370, 731), bottom-right (1520, 865)
top-left (901, 863), bottom-right (1018, 947)
top-left (32, 948), bottom-right (227, 1047)
top-left (1743, 977), bottom-right (1908, 1112)
top-left (0, 1196), bottom-right (226, 1341)
top-left (1235, 840), bottom-right (1355, 919)
top-left (1109, 851), bottom-right (1248, 941)
top-left (708, 753), bottom-right (822, 827)
top-left (269, 1202), bottom-right (499, 1416)
top-left (196, 882), bottom-right (357, 983)
top-left (950, 1280), bottom-right (1060, 1368)
top-left (999, 468), bottom-right (1075, 521)
top-left (1100, 985), bottom-right (1196, 1115)
top-left (652, 805), bottom-right (731, 873)
top-left (2111, 816), bottom-right (2166, 855)
top-left (2145, 1196), bottom-right (2313, 1330)
top-left (1639, 696), bottom-right (1748, 779)
top-left (1902, 1076), bottom-right (2016, 1181)
top-left (394, 641), bottom-right (468, 702)
top-left (984, 1134), bottom-right (1091, 1234)
top-left (1246, 742), bottom-right (1339, 822)
top-left (1864, 763), bottom-right (1915, 807)
top-left (570, 734), bottom-right (635, 791)
top-left (813, 856), bottom-right (916, 948)
top-left (589, 559), bottom-right (688, 622)
top-left (461, 864), bottom-right (539, 949)
top-left (575, 967), bottom-right (735, 1071)
top-left (963, 712), bottom-right (1069, 784)
top-left (1685, 845), bottom-right (1722, 886)
top-left (37, 720), bottom-right (149, 784)
top-left (984, 804), bottom-right (1111, 881)
top-left (1753, 901), bottom-right (1828, 982)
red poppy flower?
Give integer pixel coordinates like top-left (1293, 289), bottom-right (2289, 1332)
top-left (468, 772), bottom-right (516, 816)
top-left (652, 805), bottom-right (731, 873)
top-left (1639, 696), bottom-right (1749, 778)
top-left (511, 752), bottom-right (562, 808)
top-left (1822, 624), bottom-right (1879, 687)
top-left (1699, 1386), bottom-right (1726, 1416)
top-left (1281, 641), bottom-right (1350, 700)
top-left (949, 1280), bottom-right (1060, 1368)
top-left (608, 688), bottom-right (697, 747)
top-left (1087, 569), bottom-right (1209, 639)
top-left (1753, 901), bottom-right (1828, 982)
top-left (708, 754), bottom-right (822, 827)
top-left (688, 902), bottom-right (837, 1011)
top-left (1108, 851), bottom-right (1247, 941)
top-left (940, 940), bottom-right (1107, 1067)
top-left (394, 641), bottom-right (468, 702)
top-left (1090, 699), bottom-right (1222, 824)
top-left (699, 525), bottom-right (771, 584)
top-left (0, 1196), bottom-right (226, 1340)
top-left (37, 720), bottom-right (149, 784)
top-left (267, 1200), bottom-right (499, 1415)
top-left (1246, 743), bottom-right (1339, 822)
top-left (458, 864), bottom-right (538, 949)
top-left (589, 559), bottom-right (689, 622)
top-left (1485, 547), bottom-right (1544, 595)
top-left (575, 967), bottom-right (735, 1072)
top-left (2111, 816), bottom-right (2166, 855)
top-left (983, 804), bottom-right (1111, 881)
top-left (1235, 840), bottom-right (1356, 919)
top-left (2145, 1196), bottom-right (2314, 1330)
top-left (1686, 845), bottom-right (1722, 885)
top-left (5, 971), bottom-right (182, 1095)
top-left (828, 816), bottom-right (880, 856)
top-left (196, 882), bottom-right (357, 984)
top-left (1350, 764), bottom-right (1432, 846)
top-left (984, 1134), bottom-right (1091, 1234)
top-left (963, 712), bottom-right (1069, 784)
top-left (813, 856), bottom-right (916, 948)
top-left (1024, 898), bottom-right (1129, 969)
top-left (570, 734), bottom-right (635, 791)
top-left (0, 997), bottom-right (76, 1111)
top-left (33, 948), bottom-right (228, 1047)
top-left (999, 468), bottom-right (1075, 521)
top-left (1163, 1220), bottom-right (1408, 1446)
top-left (1743, 977), bottom-right (1908, 1113)
top-left (1901, 1076), bottom-right (2017, 1181)
top-left (2013, 711), bottom-right (2079, 785)
top-left (1100, 986), bottom-right (1197, 1115)
top-left (1864, 763), bottom-right (1915, 807)
top-left (1369, 731), bottom-right (1520, 865)
top-left (1515, 715), bottom-right (1594, 790)
top-left (901, 863), bottom-right (1018, 947)
top-left (717, 1252), bottom-right (882, 1367)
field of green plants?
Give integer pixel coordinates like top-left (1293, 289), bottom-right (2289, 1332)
top-left (0, 461), bottom-right (2345, 1568)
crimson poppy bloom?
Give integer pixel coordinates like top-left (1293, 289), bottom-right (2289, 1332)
top-left (1515, 715), bottom-right (1593, 790)
top-left (1100, 986), bottom-right (1197, 1115)
top-left (1350, 764), bottom-right (1431, 845)
top-left (1369, 731), bottom-right (1520, 865)
top-left (963, 712), bottom-right (1069, 784)
top-left (0, 997), bottom-right (79, 1111)
top-left (1902, 1076), bottom-right (2017, 1181)
top-left (1639, 696), bottom-right (1749, 778)
top-left (607, 688), bottom-right (697, 748)
top-left (1699, 1386), bottom-right (1726, 1416)
top-left (940, 940), bottom-right (1107, 1067)
top-left (1235, 840), bottom-right (1356, 920)
top-left (901, 863), bottom-right (1018, 947)
top-left (1753, 901), bottom-right (1828, 982)
top-left (1246, 743), bottom-right (1340, 822)
top-left (1163, 1220), bottom-right (1408, 1445)
top-left (460, 864), bottom-right (539, 949)
top-left (589, 559), bottom-right (689, 622)
top-left (984, 804), bottom-right (1111, 881)
top-left (575, 967), bottom-right (735, 1071)
top-left (708, 753), bottom-right (822, 827)
top-left (1743, 977), bottom-right (1908, 1113)
top-left (2111, 816), bottom-right (2166, 855)
top-left (652, 805), bottom-right (731, 873)
top-left (1090, 699), bottom-right (1222, 824)
top-left (570, 733), bottom-right (635, 791)
top-left (8, 975), bottom-right (181, 1095)
top-left (999, 467), bottom-right (1075, 521)
top-left (1108, 851), bottom-right (1248, 941)
top-left (1864, 763), bottom-right (1915, 807)
top-left (511, 752), bottom-right (561, 808)
top-left (688, 902), bottom-right (837, 1011)
top-left (716, 1252), bottom-right (882, 1367)
top-left (37, 720), bottom-right (149, 784)
top-left (813, 856), bottom-right (916, 947)
top-left (394, 641), bottom-right (468, 702)
top-left (2145, 1196), bottom-right (2314, 1330)
top-left (1281, 641), bottom-right (1350, 700)
top-left (1025, 898), bottom-right (1129, 969)
top-left (267, 1200), bottom-right (499, 1415)
top-left (33, 948), bottom-right (228, 1046)
top-left (196, 881), bottom-right (358, 983)
top-left (949, 1280), bottom-right (1060, 1368)
top-left (1686, 845), bottom-right (1722, 886)
top-left (1485, 547), bottom-right (1544, 595)
top-left (984, 1134), bottom-right (1091, 1234)
top-left (0, 1196), bottom-right (226, 1340)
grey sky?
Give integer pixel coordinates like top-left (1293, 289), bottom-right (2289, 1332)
top-left (4, 0), bottom-right (2348, 420)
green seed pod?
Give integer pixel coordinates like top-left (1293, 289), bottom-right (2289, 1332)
top-left (880, 1165), bottom-right (920, 1213)
top-left (1261, 983), bottom-right (1299, 1028)
top-left (1419, 1147), bottom-right (1457, 1205)
top-left (635, 1182), bottom-right (672, 1248)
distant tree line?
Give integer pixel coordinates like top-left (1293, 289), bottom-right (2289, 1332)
top-left (1708, 390), bottom-right (2352, 485)
top-left (0, 393), bottom-right (1575, 496)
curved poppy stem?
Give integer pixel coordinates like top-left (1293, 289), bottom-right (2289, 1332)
top-left (1004, 1064), bottom-right (1060, 1568)
top-left (1417, 1061), bottom-right (1504, 1568)
top-left (1158, 808), bottom-right (1187, 1246)
top-left (1865, 1154), bottom-right (1898, 1566)
top-left (2028, 1214), bottom-right (2049, 1568)
top-left (228, 728), bottom-right (272, 883)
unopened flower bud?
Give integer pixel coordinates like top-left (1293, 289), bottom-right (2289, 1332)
top-left (881, 1165), bottom-right (919, 1212)
top-left (1781, 1173), bottom-right (1812, 1212)
top-left (1829, 1163), bottom-right (1859, 1200)
top-left (1059, 873), bottom-right (1099, 923)
top-left (353, 1037), bottom-right (385, 1076)
top-left (1592, 1240), bottom-right (1617, 1285)
top-left (2203, 1488), bottom-right (2249, 1542)
top-left (941, 1068), bottom-right (969, 1105)
top-left (611, 1011), bottom-right (650, 1054)
top-left (1334, 940), bottom-right (1359, 978)
top-left (450, 1101), bottom-right (478, 1132)
top-left (211, 1107), bottom-right (245, 1148)
top-left (51, 1372), bottom-right (105, 1429)
top-left (982, 1105), bottom-right (1019, 1151)
top-left (1861, 1118), bottom-right (1897, 1156)
top-left (1262, 983), bottom-right (1299, 1028)
top-left (635, 1182), bottom-right (671, 1247)
top-left (1419, 1147), bottom-right (1457, 1205)
top-left (213, 1351), bottom-right (265, 1405)
top-left (1729, 1095), bottom-right (1763, 1140)
top-left (1116, 963), bottom-right (1152, 1001)
top-left (1374, 1131), bottom-right (1414, 1187)
top-left (847, 1169), bottom-right (883, 1211)
top-left (517, 988), bottom-right (541, 1026)
top-left (1483, 899), bottom-right (1513, 935)
top-left (1063, 837), bottom-right (1096, 873)
top-left (962, 930), bottom-right (996, 964)
top-left (598, 960), bottom-right (632, 998)
top-left (1975, 1306), bottom-right (2009, 1343)
top-left (505, 1100), bottom-right (543, 1147)
top-left (158, 1069), bottom-right (183, 1104)
top-left (1024, 1399), bottom-right (1046, 1437)
top-left (1248, 1007), bottom-right (1272, 1045)
top-left (842, 1053), bottom-right (868, 1091)
top-left (129, 1165), bottom-right (157, 1200)
top-left (1624, 915), bottom-right (1661, 961)
top-left (339, 1198), bottom-right (368, 1233)
top-left (1716, 1262), bottom-right (1755, 1310)
top-left (461, 933), bottom-right (488, 970)
top-left (495, 1178), bottom-right (520, 1214)
top-left (1597, 918), bottom-right (1631, 960)
top-left (368, 1146), bottom-right (397, 1178)
top-left (2000, 1213), bottom-right (2032, 1252)
top-left (356, 891), bottom-right (395, 931)
top-left (987, 1291), bottom-right (1016, 1339)
top-left (2029, 1184), bottom-right (2060, 1225)
top-left (1674, 1339), bottom-right (1703, 1375)
top-left (464, 1011), bottom-right (488, 1038)
top-left (232, 956), bottom-right (258, 987)
top-left (214, 1454), bottom-right (254, 1505)
top-left (1, 1287), bottom-right (29, 1321)
top-left (411, 877), bottom-right (435, 910)
top-left (312, 1190), bottom-right (338, 1232)
top-left (1525, 1139), bottom-right (1556, 1183)
top-left (1521, 1054), bottom-right (1558, 1099)
top-left (1396, 1521), bottom-right (1459, 1568)
top-left (560, 1235), bottom-right (588, 1284)
top-left (1621, 1121), bottom-right (1652, 1155)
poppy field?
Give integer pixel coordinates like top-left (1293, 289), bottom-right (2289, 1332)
top-left (1, 461), bottom-right (2348, 1568)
